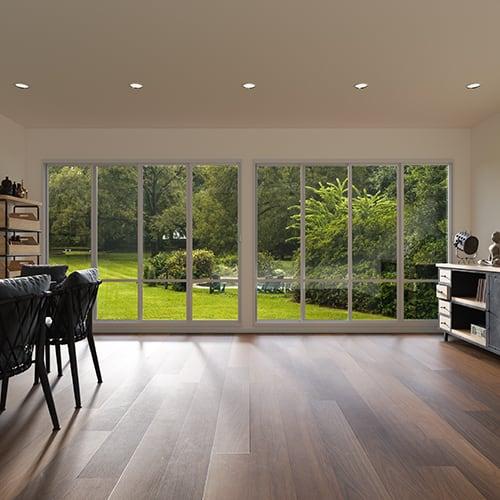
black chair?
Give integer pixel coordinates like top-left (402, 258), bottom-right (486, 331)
top-left (21, 264), bottom-right (68, 290)
top-left (46, 269), bottom-right (102, 409)
top-left (0, 275), bottom-right (60, 430)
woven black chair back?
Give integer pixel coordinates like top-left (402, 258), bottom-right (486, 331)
top-left (48, 281), bottom-right (101, 343)
top-left (0, 293), bottom-right (47, 379)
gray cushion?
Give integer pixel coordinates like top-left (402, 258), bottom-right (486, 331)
top-left (63, 268), bottom-right (99, 288)
top-left (21, 264), bottom-right (68, 283)
top-left (0, 274), bottom-right (51, 300)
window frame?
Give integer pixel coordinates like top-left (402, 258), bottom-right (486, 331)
top-left (254, 162), bottom-right (452, 324)
top-left (45, 161), bottom-right (242, 326)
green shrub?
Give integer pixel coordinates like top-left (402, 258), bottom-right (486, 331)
top-left (145, 249), bottom-right (216, 291)
top-left (258, 251), bottom-right (275, 276)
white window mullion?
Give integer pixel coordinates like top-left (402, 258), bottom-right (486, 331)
top-left (397, 163), bottom-right (405, 321)
top-left (137, 165), bottom-right (144, 321)
top-left (186, 163), bottom-right (193, 321)
top-left (347, 164), bottom-right (353, 321)
top-left (300, 164), bottom-right (306, 321)
top-left (91, 165), bottom-right (98, 320)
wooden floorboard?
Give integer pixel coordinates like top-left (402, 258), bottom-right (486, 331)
top-left (0, 334), bottom-right (499, 499)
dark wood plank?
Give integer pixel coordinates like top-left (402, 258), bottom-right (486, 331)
top-left (0, 334), bottom-right (499, 500)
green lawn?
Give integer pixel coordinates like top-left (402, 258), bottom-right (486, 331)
top-left (50, 251), bottom-right (391, 321)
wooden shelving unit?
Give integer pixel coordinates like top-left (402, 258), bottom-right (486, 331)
top-left (0, 195), bottom-right (42, 278)
top-left (450, 296), bottom-right (486, 311)
top-left (436, 263), bottom-right (500, 355)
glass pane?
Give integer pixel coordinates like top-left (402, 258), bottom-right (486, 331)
top-left (404, 282), bottom-right (438, 319)
top-left (143, 282), bottom-right (186, 320)
top-left (305, 166), bottom-right (348, 280)
top-left (404, 165), bottom-right (448, 279)
top-left (48, 165), bottom-right (91, 273)
top-left (352, 165), bottom-right (397, 279)
top-left (305, 281), bottom-right (348, 320)
top-left (193, 164), bottom-right (239, 279)
top-left (352, 282), bottom-right (396, 320)
top-left (257, 280), bottom-right (300, 320)
top-left (98, 282), bottom-right (138, 320)
top-left (257, 166), bottom-right (300, 281)
top-left (143, 165), bottom-right (187, 280)
top-left (98, 165), bottom-right (138, 279)
top-left (192, 280), bottom-right (238, 320)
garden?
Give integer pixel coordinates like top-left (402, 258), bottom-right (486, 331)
top-left (48, 163), bottom-right (448, 321)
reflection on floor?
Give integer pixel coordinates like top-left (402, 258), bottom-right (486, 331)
top-left (1, 334), bottom-right (499, 499)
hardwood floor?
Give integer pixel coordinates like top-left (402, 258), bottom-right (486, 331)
top-left (1, 334), bottom-right (500, 499)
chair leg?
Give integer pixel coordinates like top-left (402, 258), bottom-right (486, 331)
top-left (45, 341), bottom-right (51, 373)
top-left (55, 341), bottom-right (63, 377)
top-left (87, 333), bottom-right (102, 384)
top-left (33, 346), bottom-right (40, 385)
top-left (36, 360), bottom-right (60, 431)
top-left (67, 339), bottom-right (81, 408)
top-left (1, 378), bottom-right (8, 412)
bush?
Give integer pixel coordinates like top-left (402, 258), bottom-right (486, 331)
top-left (145, 249), bottom-right (216, 291)
top-left (258, 251), bottom-right (275, 276)
top-left (145, 252), bottom-right (170, 280)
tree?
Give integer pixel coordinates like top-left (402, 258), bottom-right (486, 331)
top-left (48, 166), bottom-right (91, 249)
top-left (143, 165), bottom-right (186, 255)
top-left (97, 166), bottom-right (137, 251)
top-left (192, 165), bottom-right (238, 256)
top-left (257, 166), bottom-right (300, 260)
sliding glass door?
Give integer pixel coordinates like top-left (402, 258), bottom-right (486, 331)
top-left (256, 163), bottom-right (449, 321)
top-left (48, 161), bottom-right (448, 327)
top-left (47, 163), bottom-right (239, 322)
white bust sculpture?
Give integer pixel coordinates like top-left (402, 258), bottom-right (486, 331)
top-left (479, 231), bottom-right (500, 267)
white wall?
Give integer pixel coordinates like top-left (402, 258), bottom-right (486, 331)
top-left (0, 113), bottom-right (25, 181)
top-left (25, 127), bottom-right (471, 332)
top-left (471, 113), bottom-right (500, 257)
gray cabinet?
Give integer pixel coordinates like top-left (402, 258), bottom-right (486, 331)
top-left (488, 274), bottom-right (500, 352)
top-left (436, 263), bottom-right (500, 355)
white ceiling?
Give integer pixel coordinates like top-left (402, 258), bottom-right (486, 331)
top-left (1, 0), bottom-right (500, 128)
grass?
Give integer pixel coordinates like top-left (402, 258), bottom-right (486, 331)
top-left (50, 251), bottom-right (391, 321)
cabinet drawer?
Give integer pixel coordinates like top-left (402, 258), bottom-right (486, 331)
top-left (436, 284), bottom-right (451, 301)
top-left (438, 300), bottom-right (451, 316)
top-left (439, 314), bottom-right (451, 332)
top-left (439, 268), bottom-right (452, 285)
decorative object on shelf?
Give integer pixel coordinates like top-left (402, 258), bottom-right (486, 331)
top-left (19, 180), bottom-right (28, 199)
top-left (453, 231), bottom-right (479, 264)
top-left (0, 177), bottom-right (29, 198)
top-left (471, 323), bottom-right (487, 340)
top-left (0, 177), bottom-right (13, 195)
top-left (478, 231), bottom-right (500, 267)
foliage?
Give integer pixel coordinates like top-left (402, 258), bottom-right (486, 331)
top-left (404, 165), bottom-right (448, 278)
top-left (48, 164), bottom-right (448, 320)
top-left (192, 165), bottom-right (238, 256)
top-left (257, 166), bottom-right (300, 260)
top-left (257, 251), bottom-right (276, 277)
top-left (292, 282), bottom-right (396, 318)
top-left (48, 166), bottom-right (91, 248)
top-left (288, 177), bottom-right (397, 279)
top-left (143, 165), bottom-right (186, 255)
top-left (145, 249), bottom-right (216, 291)
top-left (98, 166), bottom-right (138, 251)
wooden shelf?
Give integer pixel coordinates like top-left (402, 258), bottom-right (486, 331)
top-left (450, 328), bottom-right (486, 347)
top-left (451, 296), bottom-right (487, 311)
top-left (0, 195), bottom-right (41, 207)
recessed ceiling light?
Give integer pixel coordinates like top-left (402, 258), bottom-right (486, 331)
top-left (14, 82), bottom-right (30, 90)
top-left (129, 82), bottom-right (143, 89)
top-left (465, 82), bottom-right (480, 90)
top-left (242, 82), bottom-right (256, 89)
top-left (353, 82), bottom-right (368, 90)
